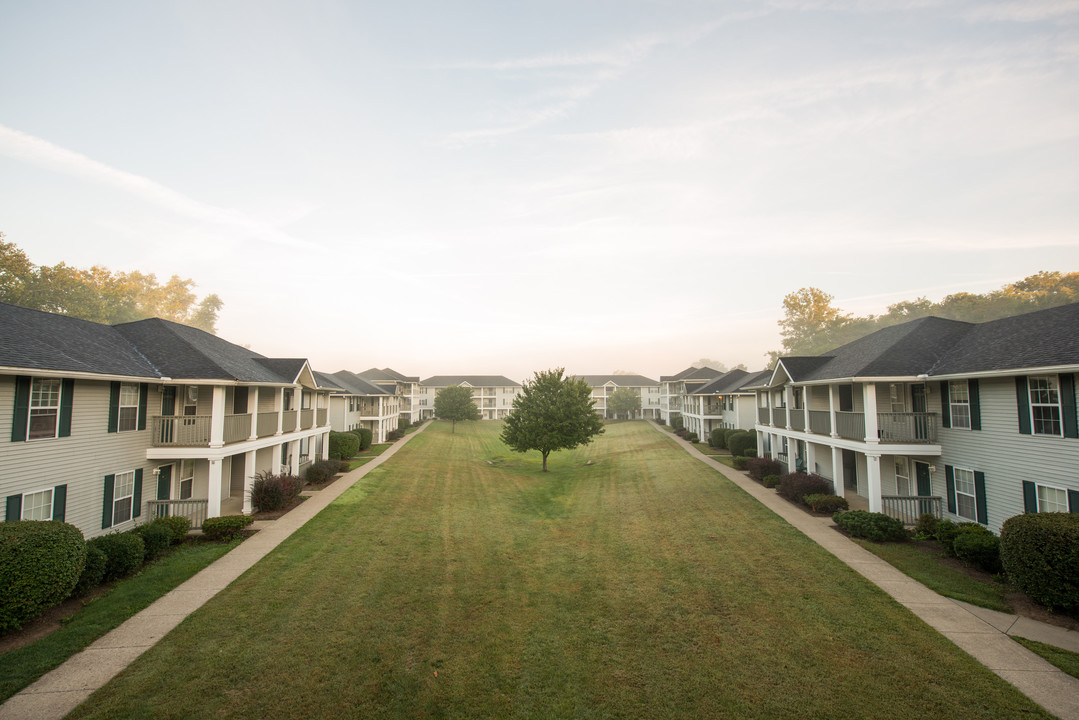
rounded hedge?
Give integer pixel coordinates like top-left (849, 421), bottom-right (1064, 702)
top-left (135, 522), bottom-right (173, 561)
top-left (727, 431), bottom-right (755, 457)
top-left (0, 521), bottom-right (86, 633)
top-left (202, 515), bottom-right (254, 541)
top-left (73, 542), bottom-right (107, 597)
top-left (305, 459), bottom-right (340, 485)
top-left (153, 515), bottom-right (191, 544)
top-left (90, 532), bottom-right (146, 582)
top-left (329, 431), bottom-right (360, 460)
top-left (954, 530), bottom-right (1001, 574)
top-left (833, 510), bottom-right (908, 542)
top-left (1000, 513), bottom-right (1079, 613)
top-left (352, 427), bottom-right (373, 451)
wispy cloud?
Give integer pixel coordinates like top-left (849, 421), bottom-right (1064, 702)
top-left (0, 124), bottom-right (315, 249)
top-left (966, 0), bottom-right (1079, 23)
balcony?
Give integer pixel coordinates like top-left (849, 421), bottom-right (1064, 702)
top-left (790, 412), bottom-right (805, 431)
top-left (146, 498), bottom-right (208, 530)
top-left (808, 410), bottom-right (831, 435)
top-left (771, 408), bottom-right (788, 428)
top-left (835, 412), bottom-right (865, 440)
top-left (758, 407), bottom-right (769, 424)
top-left (881, 495), bottom-right (943, 525)
top-left (257, 411), bottom-right (278, 437)
top-left (300, 409), bottom-right (314, 429)
top-left (224, 413), bottom-right (252, 443)
top-left (877, 412), bottom-right (937, 443)
top-left (153, 416), bottom-right (210, 447)
top-left (281, 410), bottom-right (298, 433)
top-left (317, 408), bottom-right (328, 426)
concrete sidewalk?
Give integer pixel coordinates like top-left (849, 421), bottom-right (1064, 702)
top-left (676, 435), bottom-right (1079, 720)
top-left (0, 423), bottom-right (429, 720)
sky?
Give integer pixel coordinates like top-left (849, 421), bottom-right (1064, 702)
top-left (1, 0), bottom-right (1077, 382)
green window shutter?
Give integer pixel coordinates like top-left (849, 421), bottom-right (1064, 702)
top-left (1069, 490), bottom-right (1079, 514)
top-left (58, 378), bottom-right (74, 437)
top-left (133, 469), bottom-right (143, 518)
top-left (52, 485), bottom-right (67, 521)
top-left (1060, 373), bottom-right (1078, 439)
top-left (102, 474), bottom-right (115, 529)
top-left (137, 383), bottom-right (148, 431)
top-left (1022, 481), bottom-right (1038, 513)
top-left (945, 465), bottom-right (956, 514)
top-left (107, 382), bottom-right (120, 433)
top-left (939, 382), bottom-right (951, 428)
top-left (974, 471), bottom-right (988, 525)
top-left (968, 379), bottom-right (981, 431)
top-left (11, 375), bottom-right (31, 442)
top-left (5, 495), bottom-right (22, 521)
top-left (1016, 377), bottom-right (1031, 435)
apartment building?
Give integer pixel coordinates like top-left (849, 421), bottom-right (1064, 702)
top-left (571, 375), bottom-right (660, 419)
top-left (418, 376), bottom-right (522, 420)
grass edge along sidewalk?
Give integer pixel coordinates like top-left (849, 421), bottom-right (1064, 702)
top-left (0, 422), bottom-right (429, 720)
top-left (58, 421), bottom-right (1056, 720)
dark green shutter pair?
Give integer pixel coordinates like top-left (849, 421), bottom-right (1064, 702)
top-left (4, 485), bottom-right (67, 521)
top-left (1016, 374), bottom-right (1078, 437)
top-left (107, 382), bottom-right (149, 432)
top-left (944, 465), bottom-right (987, 525)
top-left (100, 469), bottom-right (143, 529)
top-left (939, 380), bottom-right (980, 430)
top-left (10, 376), bottom-right (74, 441)
top-left (1022, 481), bottom-right (1079, 513)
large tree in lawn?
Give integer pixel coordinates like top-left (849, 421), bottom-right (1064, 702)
top-left (501, 368), bottom-right (605, 471)
top-left (434, 385), bottom-right (480, 433)
top-left (606, 387), bottom-right (641, 419)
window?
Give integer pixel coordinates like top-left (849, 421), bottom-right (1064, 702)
top-left (113, 471), bottom-right (135, 525)
top-left (282, 389), bottom-right (294, 411)
top-left (302, 391), bottom-right (312, 410)
top-left (1037, 484), bottom-right (1069, 513)
top-left (118, 383), bottom-right (140, 431)
top-left (29, 378), bottom-right (61, 439)
top-left (1029, 376), bottom-right (1062, 436)
top-left (300, 436), bottom-right (310, 463)
top-left (953, 468), bottom-right (977, 521)
top-left (894, 457), bottom-right (910, 496)
top-left (178, 460), bottom-right (194, 500)
top-left (22, 488), bottom-right (53, 521)
top-left (949, 382), bottom-right (971, 430)
top-left (793, 388), bottom-right (804, 410)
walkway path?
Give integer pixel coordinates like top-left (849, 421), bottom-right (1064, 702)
top-left (681, 436), bottom-right (1079, 720)
top-left (0, 423), bottom-right (429, 720)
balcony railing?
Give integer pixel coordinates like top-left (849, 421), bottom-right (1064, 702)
top-left (835, 412), bottom-right (865, 440)
top-left (257, 411), bottom-right (278, 437)
top-left (790, 412), bottom-right (805, 431)
top-left (878, 412), bottom-right (937, 444)
top-left (281, 410), bottom-right (297, 433)
top-left (317, 408), bottom-right (328, 426)
top-left (146, 498), bottom-right (208, 530)
top-left (224, 413), bottom-right (251, 443)
top-left (882, 496), bottom-right (943, 525)
top-left (771, 408), bottom-right (788, 428)
top-left (808, 410), bottom-right (831, 435)
top-left (758, 407), bottom-right (769, 424)
top-left (152, 416), bottom-right (211, 447)
top-left (300, 409), bottom-right (314, 429)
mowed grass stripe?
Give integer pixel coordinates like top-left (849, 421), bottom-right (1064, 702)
top-left (68, 421), bottom-right (1050, 719)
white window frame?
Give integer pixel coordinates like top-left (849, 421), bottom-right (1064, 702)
top-left (118, 382), bottom-right (140, 432)
top-left (28, 377), bottom-right (61, 440)
top-left (894, 457), bottom-right (911, 496)
top-left (948, 381), bottom-right (971, 430)
top-left (1028, 375), bottom-right (1063, 437)
top-left (1036, 483), bottom-right (1069, 513)
top-left (178, 460), bottom-right (194, 500)
top-left (22, 487), bottom-right (54, 521)
top-left (112, 470), bottom-right (136, 526)
top-left (953, 467), bottom-right (977, 522)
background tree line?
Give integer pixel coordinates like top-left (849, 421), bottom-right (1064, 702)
top-left (775, 271), bottom-right (1079, 359)
top-left (0, 233), bottom-right (222, 333)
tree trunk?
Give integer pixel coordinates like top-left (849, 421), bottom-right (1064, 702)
top-left (452, 419), bottom-right (456, 434)
top-left (542, 451), bottom-right (549, 471)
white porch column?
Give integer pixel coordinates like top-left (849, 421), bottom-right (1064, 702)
top-left (209, 386), bottom-right (226, 448)
top-left (863, 382), bottom-right (879, 444)
top-left (829, 386), bottom-right (839, 438)
top-left (832, 446), bottom-right (844, 497)
top-left (806, 443), bottom-right (817, 476)
top-left (784, 387), bottom-right (792, 428)
top-left (242, 449), bottom-right (257, 514)
top-left (277, 388), bottom-right (285, 435)
top-left (207, 459), bottom-right (223, 518)
top-left (249, 388), bottom-right (259, 440)
top-left (321, 431), bottom-right (330, 460)
top-left (867, 453), bottom-right (883, 512)
top-left (289, 440), bottom-right (299, 476)
top-left (803, 391), bottom-right (811, 433)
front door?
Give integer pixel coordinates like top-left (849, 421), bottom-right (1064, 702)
top-left (915, 461), bottom-right (933, 516)
top-left (155, 465), bottom-right (172, 519)
top-left (159, 387), bottom-right (176, 444)
top-left (911, 384), bottom-right (928, 440)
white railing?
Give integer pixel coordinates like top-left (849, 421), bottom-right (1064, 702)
top-left (146, 498), bottom-right (208, 530)
top-left (224, 413), bottom-right (252, 443)
top-left (877, 413), bottom-right (937, 444)
top-left (152, 416), bottom-right (211, 447)
top-left (881, 496), bottom-right (943, 525)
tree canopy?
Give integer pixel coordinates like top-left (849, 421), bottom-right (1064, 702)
top-left (434, 385), bottom-right (481, 433)
top-left (501, 368), bottom-right (605, 471)
top-left (773, 271), bottom-right (1079, 359)
top-left (606, 387), bottom-right (641, 419)
top-left (0, 233), bottom-right (223, 333)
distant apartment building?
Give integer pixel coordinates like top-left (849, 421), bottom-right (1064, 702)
top-left (658, 366), bottom-right (725, 425)
top-left (571, 375), bottom-right (660, 419)
top-left (418, 376), bottom-right (523, 420)
top-left (318, 370), bottom-right (400, 443)
top-left (356, 368), bottom-right (422, 425)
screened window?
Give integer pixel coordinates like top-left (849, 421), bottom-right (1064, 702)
top-left (113, 471), bottom-right (135, 525)
top-left (22, 488), bottom-right (53, 521)
top-left (949, 382), bottom-right (971, 430)
top-left (953, 468), bottom-right (977, 521)
top-left (1028, 376), bottom-right (1062, 436)
top-left (118, 383), bottom-right (140, 432)
top-left (1037, 484), bottom-right (1069, 513)
top-left (29, 378), bottom-right (61, 439)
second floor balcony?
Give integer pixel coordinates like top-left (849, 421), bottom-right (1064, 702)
top-left (151, 407), bottom-right (329, 448)
top-left (759, 408), bottom-right (938, 444)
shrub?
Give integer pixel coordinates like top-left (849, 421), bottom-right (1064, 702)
top-left (1000, 513), bottom-right (1079, 613)
top-left (709, 428), bottom-right (730, 449)
top-left (655, 418), bottom-right (666, 426)
top-left (833, 510), bottom-right (909, 542)
top-left (329, 431), bottom-right (360, 460)
top-left (202, 515), bottom-right (254, 542)
top-left (351, 427), bottom-right (373, 451)
top-left (743, 448), bottom-right (757, 458)
top-left (726, 431), bottom-right (756, 458)
top-left (153, 515), bottom-right (191, 544)
top-left (777, 472), bottom-right (834, 505)
top-left (279, 474), bottom-right (304, 501)
top-left (305, 459), bottom-right (340, 485)
top-left (731, 456), bottom-right (749, 471)
top-left (399, 417), bottom-right (410, 431)
top-left (134, 522), bottom-right (173, 561)
top-left (804, 493), bottom-right (849, 514)
top-left (762, 474), bottom-right (782, 489)
top-left (251, 473), bottom-right (287, 511)
top-left (73, 542), bottom-right (107, 597)
top-left (0, 521), bottom-right (86, 633)
top-left (90, 532), bottom-right (146, 583)
top-left (685, 432), bottom-right (699, 443)
top-left (914, 513), bottom-right (939, 539)
top-left (954, 530), bottom-right (1002, 574)
top-left (746, 457), bottom-right (783, 482)
top-left (671, 416), bottom-right (684, 430)
top-left (933, 519), bottom-right (962, 554)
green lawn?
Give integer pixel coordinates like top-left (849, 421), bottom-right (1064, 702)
top-left (1014, 637), bottom-right (1079, 679)
top-left (0, 539), bottom-right (239, 703)
top-left (69, 421), bottom-right (1050, 719)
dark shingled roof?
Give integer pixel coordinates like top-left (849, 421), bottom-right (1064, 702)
top-left (421, 375), bottom-right (521, 387)
top-left (0, 302), bottom-right (159, 377)
top-left (930, 303), bottom-right (1079, 375)
top-left (312, 371), bottom-right (346, 391)
top-left (358, 367), bottom-right (420, 384)
top-left (571, 374), bottom-right (658, 387)
top-left (736, 369), bottom-right (773, 391)
top-left (660, 366), bottom-right (723, 382)
top-left (330, 370), bottom-right (393, 396)
top-left (690, 369), bottom-right (752, 395)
